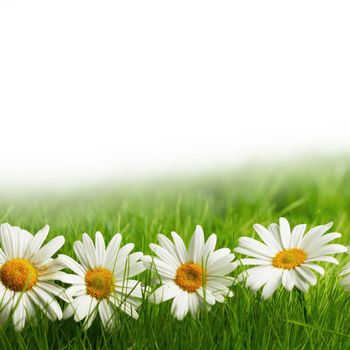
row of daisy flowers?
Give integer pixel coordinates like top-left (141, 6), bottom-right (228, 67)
top-left (0, 218), bottom-right (348, 332)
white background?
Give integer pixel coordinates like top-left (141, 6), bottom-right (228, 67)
top-left (0, 1), bottom-right (349, 189)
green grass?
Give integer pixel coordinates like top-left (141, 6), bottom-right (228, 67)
top-left (1, 160), bottom-right (350, 349)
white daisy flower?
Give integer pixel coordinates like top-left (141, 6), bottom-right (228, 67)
top-left (235, 217), bottom-right (347, 298)
top-left (59, 232), bottom-right (146, 330)
top-left (142, 225), bottom-right (237, 320)
top-left (0, 223), bottom-right (66, 331)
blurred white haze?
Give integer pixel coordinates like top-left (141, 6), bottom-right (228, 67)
top-left (1, 1), bottom-right (350, 192)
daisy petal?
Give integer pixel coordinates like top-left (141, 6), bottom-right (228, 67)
top-left (60, 274), bottom-right (85, 285)
top-left (261, 269), bottom-right (282, 299)
top-left (171, 291), bottom-right (189, 320)
top-left (13, 294), bottom-right (26, 332)
top-left (0, 223), bottom-right (16, 259)
top-left (82, 233), bottom-right (97, 267)
top-left (142, 256), bottom-right (176, 279)
top-left (171, 231), bottom-right (187, 264)
top-left (196, 287), bottom-right (216, 305)
top-left (188, 225), bottom-right (205, 263)
top-left (104, 233), bottom-right (122, 268)
top-left (239, 258), bottom-right (271, 266)
top-left (188, 293), bottom-right (199, 317)
top-left (279, 217), bottom-right (292, 249)
top-left (157, 234), bottom-right (181, 264)
top-left (295, 266), bottom-right (317, 286)
top-left (149, 244), bottom-right (179, 269)
top-left (32, 236), bottom-right (65, 265)
top-left (64, 285), bottom-right (86, 298)
top-left (282, 270), bottom-right (295, 291)
top-left (98, 299), bottom-right (115, 331)
top-left (58, 254), bottom-right (85, 277)
top-left (268, 223), bottom-right (283, 248)
top-left (202, 233), bottom-right (217, 261)
top-left (308, 244), bottom-right (347, 258)
top-left (306, 255), bottom-right (339, 264)
top-left (319, 232), bottom-right (342, 246)
top-left (73, 294), bottom-right (93, 322)
top-left (299, 222), bottom-right (333, 250)
top-left (150, 285), bottom-right (181, 303)
top-left (238, 237), bottom-right (275, 257)
top-left (25, 225), bottom-right (49, 259)
top-left (302, 263), bottom-right (324, 275)
top-left (95, 231), bottom-right (106, 266)
top-left (73, 241), bottom-right (91, 269)
top-left (83, 301), bottom-right (98, 330)
top-left (290, 224), bottom-right (306, 248)
top-left (234, 247), bottom-right (271, 260)
top-left (254, 223), bottom-right (282, 251)
top-left (294, 277), bottom-right (309, 292)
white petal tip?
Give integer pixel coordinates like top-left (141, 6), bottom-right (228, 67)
top-left (279, 217), bottom-right (289, 224)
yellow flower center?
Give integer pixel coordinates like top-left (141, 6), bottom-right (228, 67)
top-left (272, 248), bottom-right (307, 270)
top-left (85, 267), bottom-right (114, 299)
top-left (0, 258), bottom-right (38, 291)
top-left (175, 262), bottom-right (205, 293)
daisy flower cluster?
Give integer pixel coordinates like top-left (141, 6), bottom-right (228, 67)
top-left (0, 218), bottom-right (348, 332)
